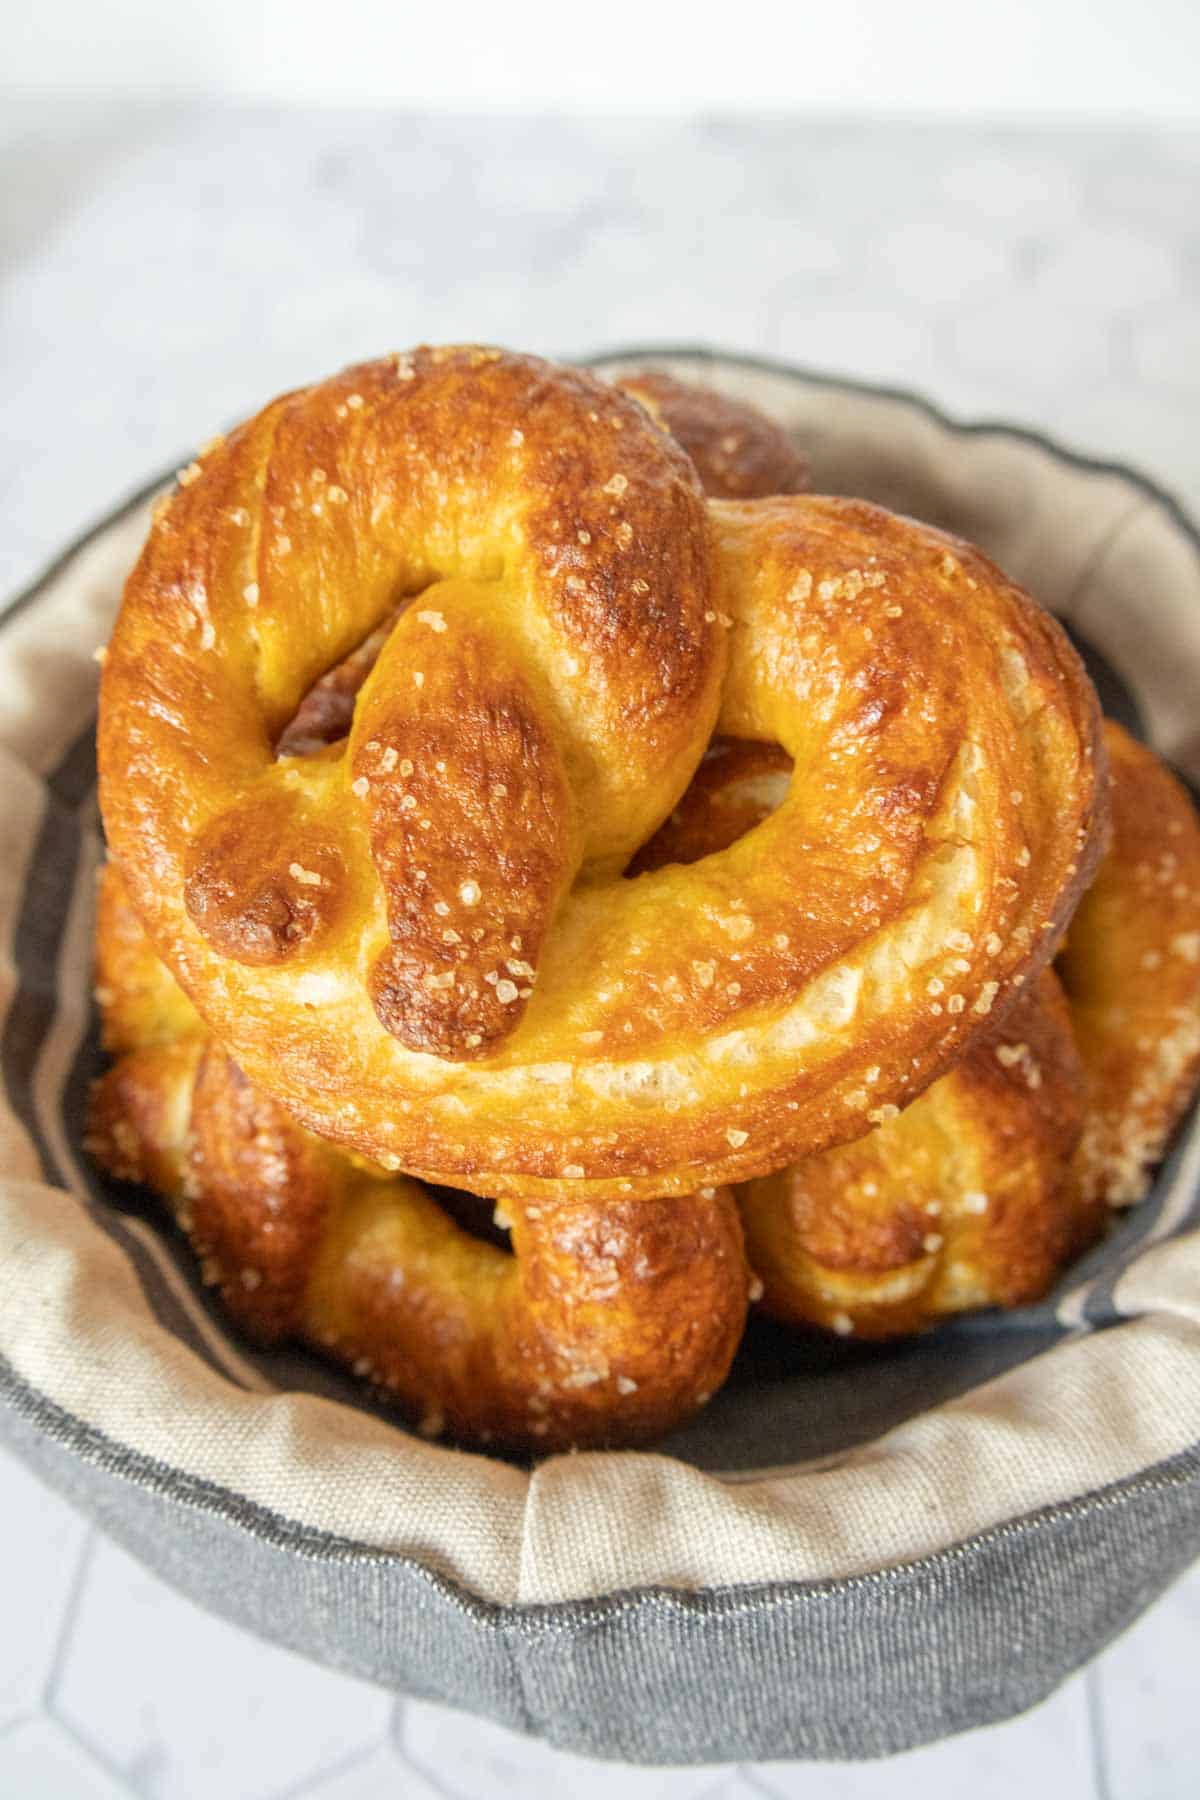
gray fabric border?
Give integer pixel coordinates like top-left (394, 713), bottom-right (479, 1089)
top-left (2, 1350), bottom-right (1199, 1764)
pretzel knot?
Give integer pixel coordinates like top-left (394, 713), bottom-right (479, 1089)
top-left (86, 862), bottom-right (749, 1453)
top-left (100, 347), bottom-right (1107, 1199)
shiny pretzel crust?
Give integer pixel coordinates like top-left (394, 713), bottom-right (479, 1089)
top-left (615, 370), bottom-right (811, 500)
top-left (87, 866), bottom-right (747, 1453)
top-left (739, 971), bottom-right (1095, 1337)
top-left (1060, 721), bottom-right (1200, 1207)
top-left (99, 347), bottom-right (1107, 1200)
top-left (88, 722), bottom-right (1200, 1398)
top-left (737, 721), bottom-right (1200, 1336)
top-left (643, 739), bottom-right (1094, 1334)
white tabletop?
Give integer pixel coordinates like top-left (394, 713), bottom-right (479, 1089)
top-left (1, 100), bottom-right (1198, 1798)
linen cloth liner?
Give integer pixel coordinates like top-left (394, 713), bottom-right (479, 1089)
top-left (2, 353), bottom-right (1199, 1614)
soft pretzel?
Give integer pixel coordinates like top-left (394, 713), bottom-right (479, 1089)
top-left (88, 722), bottom-right (1180, 1418)
top-left (87, 715), bottom-right (1194, 1421)
top-left (614, 370), bottom-right (811, 500)
top-left (269, 367), bottom-right (810, 762)
top-left (1059, 721), bottom-right (1200, 1207)
top-left (739, 972), bottom-right (1095, 1337)
top-left (710, 724), bottom-right (1200, 1336)
top-left (87, 865), bottom-right (748, 1452)
top-left (84, 371), bottom-right (807, 1448)
top-left (642, 740), bottom-right (1092, 1334)
top-left (98, 346), bottom-right (1106, 1200)
top-left (83, 371), bottom-right (805, 1449)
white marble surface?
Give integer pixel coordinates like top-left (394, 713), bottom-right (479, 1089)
top-left (2, 102), bottom-right (1199, 1797)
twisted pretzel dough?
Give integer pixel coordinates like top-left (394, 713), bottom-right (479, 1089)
top-left (88, 721), bottom-right (1188, 1427)
top-left (83, 370), bottom-right (808, 1450)
top-left (99, 347), bottom-right (1107, 1199)
top-left (717, 724), bottom-right (1200, 1336)
top-left (739, 969), bottom-right (1095, 1337)
top-left (614, 370), bottom-right (811, 500)
top-left (1060, 722), bottom-right (1200, 1207)
top-left (87, 866), bottom-right (748, 1452)
top-left (270, 371), bottom-right (808, 760)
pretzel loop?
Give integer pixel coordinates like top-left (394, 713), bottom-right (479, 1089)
top-left (125, 348), bottom-right (720, 1059)
top-left (100, 348), bottom-right (1107, 1197)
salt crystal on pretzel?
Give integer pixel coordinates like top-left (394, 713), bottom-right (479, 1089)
top-left (99, 346), bottom-right (1107, 1200)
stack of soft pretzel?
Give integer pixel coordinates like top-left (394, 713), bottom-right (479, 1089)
top-left (87, 349), bottom-right (1200, 1452)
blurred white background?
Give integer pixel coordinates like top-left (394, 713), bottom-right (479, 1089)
top-left (3, 5), bottom-right (1200, 1795)
top-left (4, 0), bottom-right (1200, 117)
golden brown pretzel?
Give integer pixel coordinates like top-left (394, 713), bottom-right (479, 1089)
top-left (87, 865), bottom-right (748, 1452)
top-left (739, 971), bottom-right (1095, 1337)
top-left (615, 370), bottom-right (811, 500)
top-left (89, 721), bottom-right (1180, 1420)
top-left (99, 346), bottom-right (1107, 1200)
top-left (641, 739), bottom-right (1092, 1334)
top-left (84, 371), bottom-right (811, 1450)
top-left (1059, 721), bottom-right (1200, 1207)
top-left (692, 724), bottom-right (1200, 1336)
top-left (270, 368), bottom-right (811, 760)
top-left (88, 703), bottom-right (1193, 1418)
